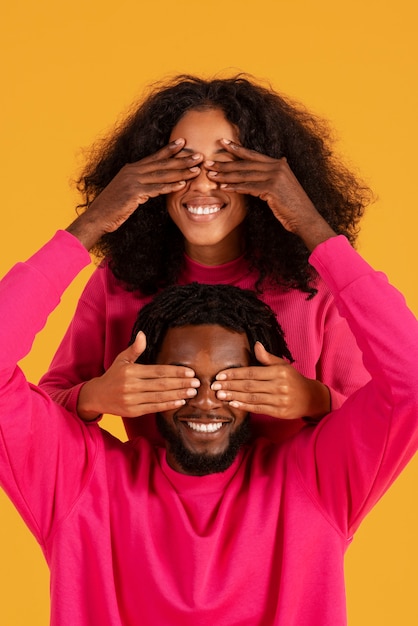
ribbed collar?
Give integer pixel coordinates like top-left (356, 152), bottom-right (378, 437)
top-left (179, 253), bottom-right (252, 285)
top-left (157, 447), bottom-right (247, 496)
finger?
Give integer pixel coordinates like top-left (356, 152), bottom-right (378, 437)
top-left (205, 160), bottom-right (277, 174)
top-left (215, 360), bottom-right (287, 382)
top-left (138, 154), bottom-right (204, 177)
top-left (227, 398), bottom-right (284, 416)
top-left (254, 342), bottom-right (289, 366)
top-left (118, 331), bottom-right (147, 364)
top-left (216, 388), bottom-right (271, 403)
top-left (125, 376), bottom-right (200, 394)
top-left (122, 360), bottom-right (200, 380)
top-left (123, 385), bottom-right (207, 416)
top-left (220, 139), bottom-right (278, 162)
top-left (124, 398), bottom-right (188, 417)
top-left (140, 139), bottom-right (204, 169)
top-left (124, 161), bottom-right (202, 186)
top-left (133, 363), bottom-right (197, 380)
top-left (207, 168), bottom-right (273, 182)
top-left (140, 138), bottom-right (186, 163)
top-left (124, 385), bottom-right (199, 404)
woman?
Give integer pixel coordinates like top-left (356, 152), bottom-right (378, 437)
top-left (39, 74), bottom-right (372, 442)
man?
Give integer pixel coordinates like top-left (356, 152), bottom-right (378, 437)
top-left (0, 166), bottom-right (417, 625)
top-left (130, 281), bottom-right (293, 476)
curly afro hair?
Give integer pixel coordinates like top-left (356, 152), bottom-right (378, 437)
top-left (77, 74), bottom-right (373, 297)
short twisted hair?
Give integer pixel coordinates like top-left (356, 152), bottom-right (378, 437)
top-left (131, 282), bottom-right (293, 366)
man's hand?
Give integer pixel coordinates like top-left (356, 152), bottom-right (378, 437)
top-left (66, 139), bottom-right (204, 250)
top-left (205, 141), bottom-right (337, 251)
top-left (77, 332), bottom-right (200, 421)
top-left (211, 342), bottom-right (330, 420)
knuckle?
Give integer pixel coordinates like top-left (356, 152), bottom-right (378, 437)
top-left (120, 381), bottom-right (131, 394)
top-left (243, 380), bottom-right (255, 392)
top-left (154, 391), bottom-right (165, 403)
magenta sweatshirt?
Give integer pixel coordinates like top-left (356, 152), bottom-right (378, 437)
top-left (0, 232), bottom-right (417, 625)
top-left (38, 238), bottom-right (370, 442)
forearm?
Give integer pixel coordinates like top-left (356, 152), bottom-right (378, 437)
top-left (0, 232), bottom-right (90, 369)
top-left (310, 236), bottom-right (418, 412)
top-left (39, 264), bottom-right (109, 415)
top-left (292, 214), bottom-right (338, 253)
top-left (66, 211), bottom-right (109, 251)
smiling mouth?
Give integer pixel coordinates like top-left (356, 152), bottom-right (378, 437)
top-left (185, 203), bottom-right (223, 215)
top-left (186, 421), bottom-right (224, 433)
top-left (177, 416), bottom-right (230, 434)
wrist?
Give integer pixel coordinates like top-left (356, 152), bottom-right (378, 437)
top-left (77, 379), bottom-right (104, 421)
top-left (303, 380), bottom-right (331, 423)
top-left (66, 213), bottom-right (107, 251)
top-left (294, 217), bottom-right (337, 253)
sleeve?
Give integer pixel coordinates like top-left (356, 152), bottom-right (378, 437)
top-left (296, 236), bottom-right (418, 537)
top-left (316, 294), bottom-right (371, 411)
top-left (0, 232), bottom-right (97, 543)
top-left (38, 264), bottom-right (109, 414)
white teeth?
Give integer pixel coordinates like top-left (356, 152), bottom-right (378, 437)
top-left (187, 205), bottom-right (221, 215)
top-left (186, 421), bottom-right (224, 433)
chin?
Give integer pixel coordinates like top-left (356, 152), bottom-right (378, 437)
top-left (156, 414), bottom-right (251, 476)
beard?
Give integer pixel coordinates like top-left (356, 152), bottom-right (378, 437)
top-left (156, 414), bottom-right (251, 476)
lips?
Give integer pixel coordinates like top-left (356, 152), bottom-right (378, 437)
top-left (183, 195), bottom-right (226, 217)
top-left (177, 415), bottom-right (231, 435)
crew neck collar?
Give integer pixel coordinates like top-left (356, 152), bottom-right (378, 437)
top-left (180, 253), bottom-right (251, 285)
top-left (157, 447), bottom-right (247, 495)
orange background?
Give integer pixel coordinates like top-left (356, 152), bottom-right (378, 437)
top-left (1, 1), bottom-right (417, 624)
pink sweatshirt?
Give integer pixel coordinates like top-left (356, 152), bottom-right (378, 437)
top-left (39, 243), bottom-right (370, 442)
top-left (0, 231), bottom-right (417, 626)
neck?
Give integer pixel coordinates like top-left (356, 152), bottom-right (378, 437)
top-left (185, 229), bottom-right (245, 266)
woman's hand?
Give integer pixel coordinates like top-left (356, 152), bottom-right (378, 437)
top-left (205, 141), bottom-right (336, 251)
top-left (211, 342), bottom-right (330, 420)
top-left (67, 139), bottom-right (203, 250)
top-left (77, 332), bottom-right (200, 421)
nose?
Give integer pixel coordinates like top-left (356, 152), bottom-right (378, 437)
top-left (189, 165), bottom-right (218, 192)
top-left (188, 381), bottom-right (222, 411)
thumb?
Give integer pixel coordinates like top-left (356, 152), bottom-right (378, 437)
top-left (119, 331), bottom-right (147, 364)
top-left (254, 341), bottom-right (287, 366)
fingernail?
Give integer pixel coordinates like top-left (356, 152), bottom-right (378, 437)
top-left (191, 379), bottom-right (200, 387)
top-left (186, 388), bottom-right (198, 397)
top-left (216, 373), bottom-right (227, 380)
top-left (173, 138), bottom-right (184, 145)
top-left (192, 153), bottom-right (202, 160)
top-left (217, 391), bottom-right (227, 400)
top-left (221, 138), bottom-right (231, 144)
top-left (174, 399), bottom-right (186, 406)
top-left (229, 401), bottom-right (240, 408)
top-left (189, 166), bottom-right (200, 172)
top-left (208, 171), bottom-right (218, 177)
top-left (211, 382), bottom-right (221, 390)
top-left (205, 160), bottom-right (215, 166)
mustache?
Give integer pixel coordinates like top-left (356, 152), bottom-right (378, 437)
top-left (175, 412), bottom-right (231, 422)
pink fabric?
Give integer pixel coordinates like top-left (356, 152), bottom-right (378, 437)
top-left (0, 232), bottom-right (417, 625)
top-left (39, 242), bottom-right (370, 442)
